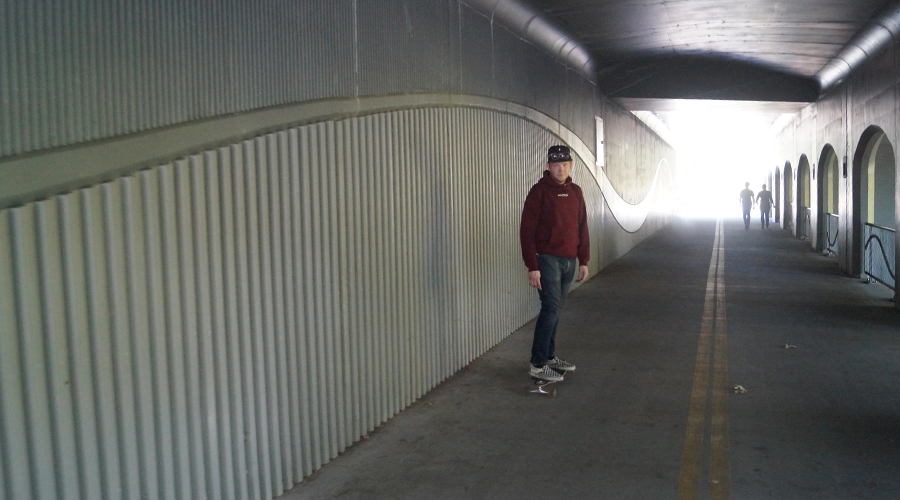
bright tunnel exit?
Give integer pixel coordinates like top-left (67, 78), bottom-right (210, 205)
top-left (674, 112), bottom-right (773, 219)
top-left (626, 99), bottom-right (806, 219)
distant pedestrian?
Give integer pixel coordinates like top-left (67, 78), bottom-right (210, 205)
top-left (756, 184), bottom-right (774, 228)
top-left (520, 145), bottom-right (589, 383)
top-left (739, 182), bottom-right (755, 230)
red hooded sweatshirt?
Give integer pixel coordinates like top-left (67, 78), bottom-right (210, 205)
top-left (520, 171), bottom-right (590, 271)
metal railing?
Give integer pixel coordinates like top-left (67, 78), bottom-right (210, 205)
top-left (864, 222), bottom-right (896, 289)
top-left (825, 213), bottom-right (839, 255)
top-left (800, 207), bottom-right (811, 240)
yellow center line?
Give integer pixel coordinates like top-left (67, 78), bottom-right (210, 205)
top-left (677, 218), bottom-right (732, 500)
top-left (709, 222), bottom-right (732, 499)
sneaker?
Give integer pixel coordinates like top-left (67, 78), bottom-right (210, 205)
top-left (529, 364), bottom-right (564, 382)
top-left (547, 357), bottom-right (575, 371)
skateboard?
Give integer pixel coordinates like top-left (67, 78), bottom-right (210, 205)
top-left (529, 368), bottom-right (566, 397)
top-left (530, 377), bottom-right (560, 396)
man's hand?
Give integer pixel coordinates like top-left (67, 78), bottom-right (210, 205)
top-left (528, 270), bottom-right (542, 290)
top-left (576, 265), bottom-right (589, 282)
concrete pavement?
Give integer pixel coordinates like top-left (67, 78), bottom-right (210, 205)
top-left (279, 216), bottom-right (900, 499)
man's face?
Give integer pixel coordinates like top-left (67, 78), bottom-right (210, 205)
top-left (547, 161), bottom-right (573, 184)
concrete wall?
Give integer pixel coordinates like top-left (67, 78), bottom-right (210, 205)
top-left (0, 1), bottom-right (677, 499)
top-left (772, 38), bottom-right (899, 299)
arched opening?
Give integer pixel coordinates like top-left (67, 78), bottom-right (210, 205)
top-left (774, 165), bottom-right (781, 223)
top-left (852, 127), bottom-right (896, 286)
top-left (797, 155), bottom-right (811, 239)
top-left (817, 146), bottom-right (840, 255)
top-left (783, 162), bottom-right (793, 231)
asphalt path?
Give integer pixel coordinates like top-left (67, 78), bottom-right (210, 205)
top-left (280, 216), bottom-right (900, 499)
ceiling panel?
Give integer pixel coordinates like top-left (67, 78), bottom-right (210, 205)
top-left (527, 0), bottom-right (895, 101)
top-left (466, 0), bottom-right (900, 146)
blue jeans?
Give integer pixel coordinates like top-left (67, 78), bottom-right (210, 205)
top-left (531, 253), bottom-right (576, 367)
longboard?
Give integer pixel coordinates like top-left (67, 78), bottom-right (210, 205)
top-left (530, 366), bottom-right (569, 396)
top-left (530, 377), bottom-right (560, 397)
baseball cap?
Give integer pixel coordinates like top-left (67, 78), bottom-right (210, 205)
top-left (547, 145), bottom-right (572, 163)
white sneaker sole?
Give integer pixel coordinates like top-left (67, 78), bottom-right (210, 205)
top-left (529, 371), bottom-right (564, 382)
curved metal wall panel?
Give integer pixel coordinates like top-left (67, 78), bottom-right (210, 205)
top-left (0, 107), bottom-right (630, 500)
top-left (0, 0), bottom-right (359, 158)
top-left (0, 0), bottom-right (600, 161)
top-left (357, 0), bottom-right (454, 95)
top-left (461, 0), bottom-right (595, 80)
top-left (459, 4), bottom-right (497, 98)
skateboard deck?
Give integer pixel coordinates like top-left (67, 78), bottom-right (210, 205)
top-left (530, 377), bottom-right (561, 396)
top-left (529, 367), bottom-right (567, 396)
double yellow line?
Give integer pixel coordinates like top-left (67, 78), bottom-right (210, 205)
top-left (677, 218), bottom-right (732, 500)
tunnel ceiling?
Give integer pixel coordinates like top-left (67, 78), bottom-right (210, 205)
top-left (525, 0), bottom-right (894, 103)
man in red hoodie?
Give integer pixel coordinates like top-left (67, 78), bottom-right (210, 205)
top-left (520, 145), bottom-right (590, 382)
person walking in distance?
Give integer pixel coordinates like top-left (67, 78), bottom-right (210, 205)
top-left (739, 182), bottom-right (755, 230)
top-left (520, 145), bottom-right (590, 382)
top-left (756, 184), bottom-right (774, 228)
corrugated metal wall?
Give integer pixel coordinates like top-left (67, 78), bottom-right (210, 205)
top-left (2, 1), bottom-right (679, 498)
top-left (0, 107), bottom-right (608, 500)
top-left (0, 0), bottom-right (600, 161)
top-left (0, 0), bottom-right (364, 157)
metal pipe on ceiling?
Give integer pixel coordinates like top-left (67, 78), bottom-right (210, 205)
top-left (817, 0), bottom-right (900, 96)
top-left (462, 0), bottom-right (596, 82)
